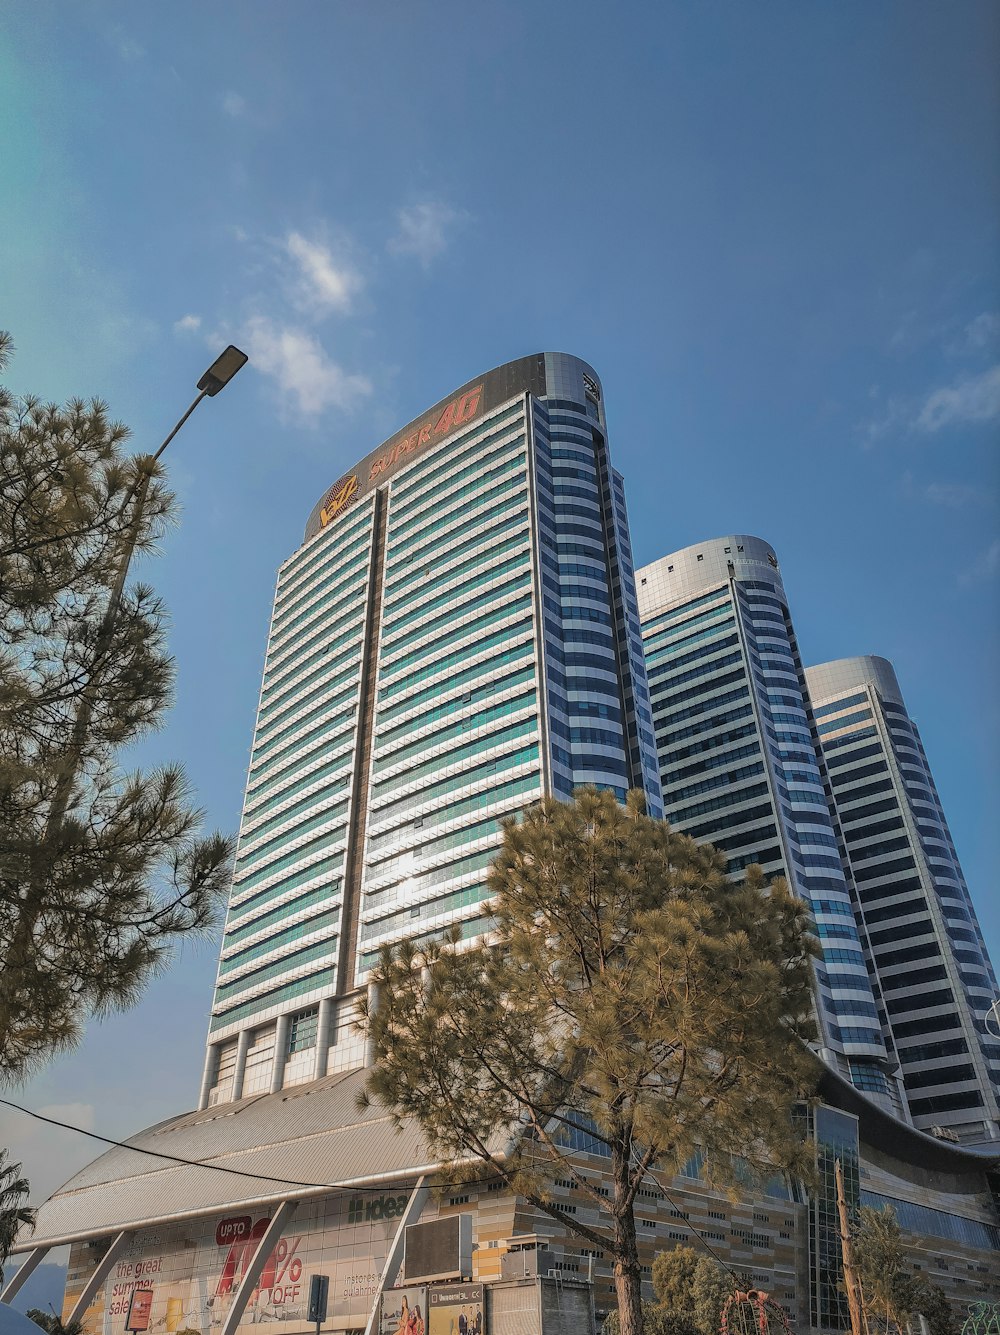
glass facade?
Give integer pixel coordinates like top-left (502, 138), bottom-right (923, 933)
top-left (636, 538), bottom-right (898, 1106)
top-left (809, 1106), bottom-right (859, 1330)
top-left (805, 656), bottom-right (1000, 1146)
top-left (201, 354), bottom-right (661, 1103)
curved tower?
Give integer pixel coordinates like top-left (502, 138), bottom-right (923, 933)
top-left (636, 537), bottom-right (902, 1109)
top-left (805, 655), bottom-right (1000, 1144)
top-left (201, 353), bottom-right (662, 1106)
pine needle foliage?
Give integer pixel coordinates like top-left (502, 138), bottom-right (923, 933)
top-left (0, 333), bottom-right (234, 1082)
top-left (360, 788), bottom-right (819, 1335)
top-left (852, 1203), bottom-right (957, 1335)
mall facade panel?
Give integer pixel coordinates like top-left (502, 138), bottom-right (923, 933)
top-left (635, 538), bottom-right (904, 1111)
top-left (805, 655), bottom-right (1000, 1146)
top-left (200, 353), bottom-right (662, 1108)
top-left (13, 1064), bottom-right (1000, 1335)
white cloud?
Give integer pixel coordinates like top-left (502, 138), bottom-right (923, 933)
top-left (387, 201), bottom-right (467, 269)
top-left (959, 538), bottom-right (1000, 586)
top-left (965, 311), bottom-right (1000, 350)
top-left (284, 232), bottom-right (362, 317)
top-left (173, 314), bottom-right (202, 334)
top-left (221, 91), bottom-right (247, 118)
top-left (241, 316), bottom-right (371, 421)
top-left (109, 27), bottom-right (145, 61)
top-left (915, 363), bottom-right (1000, 432)
top-left (922, 481), bottom-right (992, 509)
top-left (861, 396), bottom-right (908, 446)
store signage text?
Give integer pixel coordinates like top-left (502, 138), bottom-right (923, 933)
top-left (348, 1193), bottom-right (409, 1224)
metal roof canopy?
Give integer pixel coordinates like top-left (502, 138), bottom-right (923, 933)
top-left (19, 1068), bottom-right (462, 1249)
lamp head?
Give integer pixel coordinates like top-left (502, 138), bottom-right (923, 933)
top-left (197, 345), bottom-right (248, 396)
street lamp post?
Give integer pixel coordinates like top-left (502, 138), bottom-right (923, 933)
top-left (43, 345), bottom-right (248, 836)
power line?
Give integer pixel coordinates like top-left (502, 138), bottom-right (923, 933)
top-left (7, 1092), bottom-right (784, 1304)
top-left (0, 1095), bottom-right (481, 1196)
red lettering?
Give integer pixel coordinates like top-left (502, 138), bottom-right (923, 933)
top-left (418, 423), bottom-right (432, 445)
top-left (456, 387), bottom-right (483, 424)
top-left (434, 401), bottom-right (456, 435)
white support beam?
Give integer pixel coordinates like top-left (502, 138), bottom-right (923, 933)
top-left (362, 1177), bottom-right (428, 1335)
top-left (270, 1016), bottom-right (290, 1094)
top-left (0, 1246), bottom-right (50, 1303)
top-left (219, 1200), bottom-right (298, 1335)
top-left (231, 1029), bottom-right (251, 1102)
top-left (66, 1231), bottom-right (134, 1325)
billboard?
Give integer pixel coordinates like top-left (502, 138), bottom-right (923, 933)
top-left (403, 1215), bottom-right (472, 1283)
top-left (124, 1288), bottom-right (153, 1332)
top-left (93, 1195), bottom-right (412, 1335)
top-left (380, 1286), bottom-right (427, 1335)
top-left (427, 1283), bottom-right (485, 1335)
top-left (302, 354), bottom-right (549, 541)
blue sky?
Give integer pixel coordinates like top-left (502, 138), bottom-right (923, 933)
top-left (1, 0), bottom-right (998, 1218)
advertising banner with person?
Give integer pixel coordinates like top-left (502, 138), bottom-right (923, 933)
top-left (92, 1194), bottom-right (410, 1335)
top-left (427, 1283), bottom-right (485, 1335)
top-left (380, 1286), bottom-right (428, 1335)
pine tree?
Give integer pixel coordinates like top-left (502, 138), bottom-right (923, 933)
top-left (0, 333), bottom-right (234, 1082)
top-left (852, 1203), bottom-right (958, 1335)
top-left (361, 788), bottom-right (819, 1335)
top-left (852, 1204), bottom-right (907, 1333)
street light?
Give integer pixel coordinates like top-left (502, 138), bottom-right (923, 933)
top-left (43, 346), bottom-right (248, 837)
top-left (198, 344), bottom-right (249, 397)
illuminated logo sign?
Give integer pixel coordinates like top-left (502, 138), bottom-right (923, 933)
top-left (367, 385), bottom-right (483, 485)
top-left (319, 473), bottom-right (359, 528)
top-left (307, 378), bottom-right (490, 540)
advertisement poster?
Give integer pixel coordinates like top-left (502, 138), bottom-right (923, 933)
top-left (99, 1196), bottom-right (405, 1335)
top-left (427, 1284), bottom-right (485, 1335)
top-left (125, 1289), bottom-right (153, 1332)
top-left (380, 1286), bottom-right (428, 1335)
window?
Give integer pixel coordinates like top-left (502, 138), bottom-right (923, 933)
top-left (288, 1006), bottom-right (320, 1053)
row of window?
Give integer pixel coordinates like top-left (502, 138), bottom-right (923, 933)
top-left (373, 689), bottom-right (537, 776)
top-left (378, 664), bottom-right (536, 751)
top-left (377, 637), bottom-right (533, 725)
top-left (270, 533), bottom-right (370, 639)
top-left (380, 594), bottom-right (534, 685)
top-left (382, 538), bottom-right (531, 644)
top-left (370, 716), bottom-right (538, 798)
top-left (389, 449), bottom-right (527, 549)
top-left (367, 771), bottom-right (541, 862)
top-left (392, 398), bottom-right (525, 500)
top-left (368, 743), bottom-right (539, 832)
top-left (223, 881), bottom-right (334, 948)
top-left (219, 907), bottom-right (340, 976)
top-left (210, 965), bottom-right (333, 1030)
top-left (231, 834), bottom-right (344, 899)
top-left (214, 932), bottom-right (338, 1004)
top-left (236, 798), bottom-right (349, 874)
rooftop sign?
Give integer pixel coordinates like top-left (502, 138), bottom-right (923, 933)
top-left (302, 354), bottom-right (553, 541)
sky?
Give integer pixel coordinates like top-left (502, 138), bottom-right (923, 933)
top-left (1, 0), bottom-right (998, 1243)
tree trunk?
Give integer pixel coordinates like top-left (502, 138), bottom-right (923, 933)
top-left (611, 1141), bottom-right (644, 1335)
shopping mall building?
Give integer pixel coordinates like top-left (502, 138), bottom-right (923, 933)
top-left (6, 355), bottom-right (999, 1333)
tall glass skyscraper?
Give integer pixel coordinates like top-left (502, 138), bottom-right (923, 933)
top-left (805, 656), bottom-right (1000, 1145)
top-left (635, 537), bottom-right (904, 1113)
top-left (199, 353), bottom-right (662, 1108)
